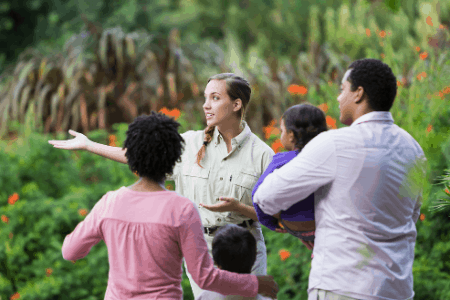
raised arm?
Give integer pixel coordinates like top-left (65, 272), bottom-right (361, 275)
top-left (48, 130), bottom-right (128, 164)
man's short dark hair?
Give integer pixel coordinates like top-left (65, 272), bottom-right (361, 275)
top-left (212, 224), bottom-right (257, 274)
top-left (123, 112), bottom-right (184, 183)
top-left (347, 58), bottom-right (397, 111)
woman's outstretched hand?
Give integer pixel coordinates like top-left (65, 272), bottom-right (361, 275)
top-left (256, 275), bottom-right (279, 299)
top-left (48, 130), bottom-right (89, 150)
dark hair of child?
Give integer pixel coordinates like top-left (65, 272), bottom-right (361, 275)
top-left (212, 224), bottom-right (257, 274)
top-left (282, 103), bottom-right (329, 152)
top-left (123, 112), bottom-right (185, 183)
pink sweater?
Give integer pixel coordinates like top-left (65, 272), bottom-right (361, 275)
top-left (62, 187), bottom-right (258, 299)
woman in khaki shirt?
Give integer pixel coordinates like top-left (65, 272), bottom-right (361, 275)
top-left (49, 73), bottom-right (277, 299)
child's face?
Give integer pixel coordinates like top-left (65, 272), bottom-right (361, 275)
top-left (280, 118), bottom-right (296, 151)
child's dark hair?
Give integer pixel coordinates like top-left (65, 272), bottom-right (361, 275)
top-left (347, 58), bottom-right (397, 111)
top-left (282, 104), bottom-right (328, 152)
top-left (123, 112), bottom-right (184, 183)
top-left (212, 224), bottom-right (256, 274)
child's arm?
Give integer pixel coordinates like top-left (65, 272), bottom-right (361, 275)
top-left (61, 193), bottom-right (108, 260)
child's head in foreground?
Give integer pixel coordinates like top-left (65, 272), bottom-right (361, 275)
top-left (212, 224), bottom-right (257, 274)
top-left (123, 112), bottom-right (185, 183)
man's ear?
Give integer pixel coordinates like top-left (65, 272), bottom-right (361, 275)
top-left (355, 86), bottom-right (365, 103)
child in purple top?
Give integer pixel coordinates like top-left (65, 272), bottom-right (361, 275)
top-left (252, 104), bottom-right (329, 242)
top-left (60, 112), bottom-right (279, 299)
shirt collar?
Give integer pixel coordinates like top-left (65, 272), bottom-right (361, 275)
top-left (350, 111), bottom-right (394, 127)
top-left (213, 120), bottom-right (252, 147)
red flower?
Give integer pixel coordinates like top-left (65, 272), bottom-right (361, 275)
top-left (46, 268), bottom-right (53, 277)
top-left (78, 209), bottom-right (88, 217)
top-left (159, 107), bottom-right (181, 120)
top-left (419, 213), bottom-right (425, 221)
top-left (271, 139), bottom-right (284, 153)
top-left (287, 84), bottom-right (308, 95)
top-left (445, 188), bottom-right (449, 194)
top-left (279, 249), bottom-right (291, 261)
top-left (317, 103), bottom-right (329, 114)
top-left (1, 215), bottom-right (9, 224)
top-left (10, 293), bottom-right (20, 300)
top-left (415, 46), bottom-right (421, 52)
top-left (426, 124), bottom-right (433, 133)
top-left (379, 30), bottom-right (386, 38)
top-left (8, 193), bottom-right (19, 205)
top-left (108, 135), bottom-right (116, 147)
top-left (419, 52), bottom-right (428, 60)
top-left (326, 116), bottom-right (337, 129)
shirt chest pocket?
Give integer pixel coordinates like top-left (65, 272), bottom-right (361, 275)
top-left (181, 164), bottom-right (210, 203)
top-left (231, 168), bottom-right (259, 205)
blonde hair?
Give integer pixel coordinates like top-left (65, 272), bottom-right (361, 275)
top-left (196, 73), bottom-right (251, 168)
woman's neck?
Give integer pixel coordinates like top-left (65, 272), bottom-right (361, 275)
top-left (216, 120), bottom-right (244, 146)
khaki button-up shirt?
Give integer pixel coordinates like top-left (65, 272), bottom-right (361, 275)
top-left (167, 121), bottom-right (274, 227)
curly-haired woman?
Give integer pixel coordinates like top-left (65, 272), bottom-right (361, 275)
top-left (252, 104), bottom-right (329, 251)
top-left (60, 112), bottom-right (278, 299)
top-left (49, 73), bottom-right (277, 299)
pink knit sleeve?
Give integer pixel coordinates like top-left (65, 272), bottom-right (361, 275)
top-left (178, 203), bottom-right (258, 297)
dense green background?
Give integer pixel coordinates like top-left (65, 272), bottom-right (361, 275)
top-left (1, 0), bottom-right (450, 299)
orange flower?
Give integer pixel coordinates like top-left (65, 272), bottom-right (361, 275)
top-left (415, 46), bottom-right (421, 52)
top-left (421, 72), bottom-right (427, 78)
top-left (426, 124), bottom-right (433, 132)
top-left (8, 193), bottom-right (19, 205)
top-left (159, 107), bottom-right (181, 120)
top-left (440, 24), bottom-right (445, 29)
top-left (287, 84), bottom-right (308, 95)
top-left (397, 80), bottom-right (402, 87)
top-left (46, 268), bottom-right (53, 277)
top-left (263, 120), bottom-right (278, 139)
top-left (279, 249), bottom-right (291, 261)
top-left (443, 87), bottom-right (450, 94)
top-left (419, 52), bottom-right (428, 60)
top-left (426, 16), bottom-right (433, 26)
top-left (438, 91), bottom-right (444, 99)
top-left (1, 215), bottom-right (9, 224)
top-left (317, 103), bottom-right (329, 113)
top-left (134, 171), bottom-right (139, 177)
top-left (379, 30), bottom-right (386, 38)
top-left (416, 74), bottom-right (422, 81)
top-left (10, 292), bottom-right (20, 300)
top-left (419, 213), bottom-right (425, 221)
top-left (326, 116), bottom-right (337, 129)
top-left (166, 184), bottom-right (174, 190)
top-left (381, 53), bottom-right (385, 59)
top-left (108, 135), bottom-right (116, 147)
top-left (78, 209), bottom-right (88, 217)
top-left (365, 28), bottom-right (371, 37)
top-left (271, 139), bottom-right (284, 153)
top-left (445, 188), bottom-right (450, 194)
top-left (8, 232), bottom-right (13, 239)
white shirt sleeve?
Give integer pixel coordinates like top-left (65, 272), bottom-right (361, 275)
top-left (253, 132), bottom-right (337, 216)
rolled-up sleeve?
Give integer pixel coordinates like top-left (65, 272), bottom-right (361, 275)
top-left (253, 133), bottom-right (336, 216)
top-left (62, 195), bottom-right (106, 261)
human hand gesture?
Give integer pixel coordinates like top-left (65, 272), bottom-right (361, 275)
top-left (48, 130), bottom-right (90, 151)
top-left (199, 197), bottom-right (239, 213)
top-left (256, 275), bottom-right (279, 299)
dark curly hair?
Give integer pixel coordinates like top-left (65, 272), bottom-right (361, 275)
top-left (282, 104), bottom-right (328, 152)
top-left (123, 112), bottom-right (184, 183)
top-left (212, 224), bottom-right (256, 274)
top-left (347, 58), bottom-right (397, 111)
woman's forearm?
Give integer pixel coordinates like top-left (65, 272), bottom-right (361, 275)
top-left (86, 140), bottom-right (128, 164)
top-left (235, 203), bottom-right (259, 222)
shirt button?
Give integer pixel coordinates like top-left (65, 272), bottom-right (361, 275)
top-left (224, 158), bottom-right (227, 161)
top-left (217, 218), bottom-right (221, 222)
top-left (220, 177), bottom-right (223, 180)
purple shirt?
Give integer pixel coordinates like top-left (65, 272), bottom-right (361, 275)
top-left (62, 187), bottom-right (258, 299)
top-left (252, 151), bottom-right (314, 231)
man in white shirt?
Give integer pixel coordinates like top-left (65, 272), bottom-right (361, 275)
top-left (254, 59), bottom-right (426, 300)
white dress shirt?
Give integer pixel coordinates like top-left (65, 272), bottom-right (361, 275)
top-left (253, 111), bottom-right (426, 300)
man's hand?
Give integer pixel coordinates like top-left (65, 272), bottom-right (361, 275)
top-left (199, 197), bottom-right (239, 213)
top-left (256, 275), bottom-right (279, 299)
